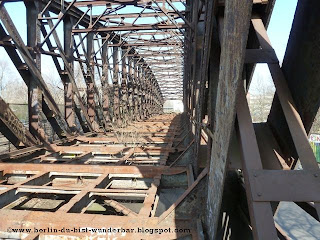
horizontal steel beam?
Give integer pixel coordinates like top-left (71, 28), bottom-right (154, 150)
top-left (72, 24), bottom-right (188, 33)
top-left (97, 11), bottom-right (184, 19)
top-left (74, 0), bottom-right (183, 7)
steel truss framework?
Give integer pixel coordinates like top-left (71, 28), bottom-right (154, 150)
top-left (0, 113), bottom-right (207, 240)
top-left (183, 0), bottom-right (320, 240)
top-left (0, 0), bottom-right (319, 240)
top-left (0, 0), bottom-right (186, 144)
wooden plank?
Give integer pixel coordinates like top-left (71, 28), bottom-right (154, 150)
top-left (0, 163), bottom-right (186, 177)
top-left (58, 173), bottom-right (108, 213)
top-left (169, 140), bottom-right (194, 167)
top-left (139, 176), bottom-right (160, 216)
top-left (0, 210), bottom-right (194, 239)
top-left (158, 167), bottom-right (208, 223)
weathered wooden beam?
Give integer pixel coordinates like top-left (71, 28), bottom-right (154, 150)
top-left (0, 163), bottom-right (186, 177)
top-left (206, 16), bottom-right (221, 165)
top-left (0, 211), bottom-right (194, 239)
top-left (205, 0), bottom-right (253, 238)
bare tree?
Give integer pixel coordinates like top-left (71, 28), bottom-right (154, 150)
top-left (0, 60), bottom-right (9, 96)
top-left (0, 60), bottom-right (27, 104)
top-left (248, 69), bottom-right (275, 123)
top-left (43, 73), bottom-right (64, 105)
top-left (310, 110), bottom-right (320, 134)
top-left (74, 62), bottom-right (87, 101)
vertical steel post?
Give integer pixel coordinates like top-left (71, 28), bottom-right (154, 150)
top-left (86, 32), bottom-right (96, 129)
top-left (63, 16), bottom-right (76, 132)
top-left (120, 48), bottom-right (128, 123)
top-left (133, 59), bottom-right (139, 121)
top-left (101, 36), bottom-right (110, 123)
top-left (113, 46), bottom-right (120, 125)
top-left (26, 1), bottom-right (42, 139)
top-left (128, 57), bottom-right (134, 121)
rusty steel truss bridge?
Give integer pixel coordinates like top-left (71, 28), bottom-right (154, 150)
top-left (0, 0), bottom-right (319, 239)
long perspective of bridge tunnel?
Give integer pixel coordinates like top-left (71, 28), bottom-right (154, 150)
top-left (0, 0), bottom-right (319, 239)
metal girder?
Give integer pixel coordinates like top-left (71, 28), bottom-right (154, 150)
top-left (1, 1), bottom-right (307, 239)
top-left (236, 87), bottom-right (277, 239)
top-left (73, 0), bottom-right (184, 6)
top-left (0, 113), bottom-right (207, 239)
top-left (97, 11), bottom-right (184, 19)
top-left (0, 115), bottom-right (188, 223)
top-left (39, 14), bottom-right (94, 132)
top-left (72, 24), bottom-right (187, 33)
top-left (0, 97), bottom-right (38, 147)
top-left (0, 5), bottom-right (72, 140)
top-left (68, 0), bottom-right (184, 102)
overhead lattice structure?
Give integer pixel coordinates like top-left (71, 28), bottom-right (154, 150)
top-left (68, 0), bottom-right (185, 100)
top-left (0, 0), bottom-right (320, 239)
top-left (0, 0), bottom-right (188, 140)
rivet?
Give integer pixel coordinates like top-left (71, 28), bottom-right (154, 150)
top-left (254, 173), bottom-right (257, 177)
top-left (314, 173), bottom-right (318, 177)
top-left (257, 193), bottom-right (262, 197)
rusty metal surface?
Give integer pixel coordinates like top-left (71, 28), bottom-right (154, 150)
top-left (0, 0), bottom-right (319, 239)
top-left (236, 87), bottom-right (277, 239)
top-left (269, 0), bottom-right (320, 134)
top-left (226, 13), bottom-right (320, 240)
top-left (0, 113), bottom-right (202, 239)
top-left (0, 96), bottom-right (38, 147)
top-left (249, 170), bottom-right (320, 202)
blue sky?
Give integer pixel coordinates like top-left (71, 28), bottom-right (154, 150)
top-left (268, 0), bottom-right (298, 61)
top-left (249, 0), bottom-right (298, 94)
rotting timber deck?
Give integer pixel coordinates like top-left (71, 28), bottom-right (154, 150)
top-left (0, 113), bottom-right (203, 239)
top-left (2, 0), bottom-right (320, 239)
